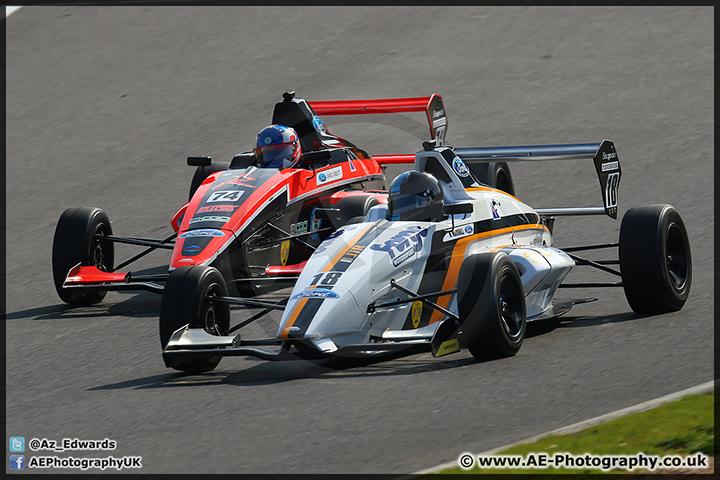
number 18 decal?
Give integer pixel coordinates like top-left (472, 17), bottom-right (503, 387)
top-left (207, 190), bottom-right (244, 203)
top-left (605, 172), bottom-right (620, 209)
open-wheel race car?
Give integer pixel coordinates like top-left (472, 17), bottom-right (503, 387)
top-left (160, 135), bottom-right (692, 372)
top-left (53, 92), bottom-right (519, 307)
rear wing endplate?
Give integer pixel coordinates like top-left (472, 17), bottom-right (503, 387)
top-left (309, 94), bottom-right (447, 146)
top-left (455, 139), bottom-right (621, 218)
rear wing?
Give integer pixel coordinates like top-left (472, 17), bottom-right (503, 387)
top-left (308, 94), bottom-right (447, 147)
top-left (455, 139), bottom-right (622, 219)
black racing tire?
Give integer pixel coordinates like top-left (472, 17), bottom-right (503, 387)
top-left (457, 252), bottom-right (526, 359)
top-left (52, 207), bottom-right (114, 305)
top-left (159, 265), bottom-right (231, 372)
top-left (470, 161), bottom-right (515, 196)
top-left (619, 204), bottom-right (692, 313)
top-left (188, 161), bottom-right (230, 201)
top-left (332, 195), bottom-right (380, 228)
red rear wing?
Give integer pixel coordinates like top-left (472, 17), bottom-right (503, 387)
top-left (309, 96), bottom-right (435, 115)
top-left (308, 94), bottom-right (447, 163)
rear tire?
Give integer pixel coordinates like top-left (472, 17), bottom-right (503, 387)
top-left (160, 265), bottom-right (231, 372)
top-left (332, 195), bottom-right (380, 227)
top-left (457, 253), bottom-right (526, 359)
top-left (52, 207), bottom-right (114, 305)
top-left (619, 204), bottom-right (692, 313)
top-left (469, 161), bottom-right (515, 196)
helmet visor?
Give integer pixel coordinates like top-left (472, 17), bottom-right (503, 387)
top-left (390, 194), bottom-right (431, 217)
top-left (254, 142), bottom-right (297, 167)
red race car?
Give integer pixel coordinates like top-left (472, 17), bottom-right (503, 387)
top-left (53, 92), bottom-right (513, 308)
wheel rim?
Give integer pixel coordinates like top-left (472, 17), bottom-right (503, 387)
top-left (666, 222), bottom-right (689, 292)
top-left (92, 223), bottom-right (110, 271)
top-left (498, 269), bottom-right (523, 339)
top-left (202, 282), bottom-right (224, 335)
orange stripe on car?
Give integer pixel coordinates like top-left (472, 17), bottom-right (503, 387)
top-left (465, 186), bottom-right (522, 203)
top-left (427, 224), bottom-right (546, 324)
top-left (279, 223), bottom-right (374, 338)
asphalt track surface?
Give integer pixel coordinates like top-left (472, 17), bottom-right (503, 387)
top-left (6, 6), bottom-right (713, 475)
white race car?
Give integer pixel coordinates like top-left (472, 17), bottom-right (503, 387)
top-left (161, 140), bottom-right (691, 372)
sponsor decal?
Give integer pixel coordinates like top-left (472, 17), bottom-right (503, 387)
top-left (207, 190), bottom-right (244, 203)
top-left (601, 152), bottom-right (618, 161)
top-left (348, 157), bottom-right (357, 172)
top-left (179, 229), bottom-right (225, 238)
top-left (309, 208), bottom-right (322, 241)
top-left (189, 215), bottom-right (231, 224)
top-left (316, 166), bottom-right (343, 186)
top-left (370, 226), bottom-right (429, 267)
top-left (601, 160), bottom-right (619, 172)
top-left (280, 240), bottom-right (290, 266)
top-left (313, 226), bottom-right (346, 254)
top-left (490, 200), bottom-right (501, 220)
top-left (180, 244), bottom-right (207, 257)
top-left (411, 301), bottom-right (423, 328)
top-left (197, 205), bottom-right (237, 213)
top-left (291, 288), bottom-right (340, 300)
top-left (284, 326), bottom-right (302, 333)
top-left (312, 115), bottom-right (326, 133)
top-left (436, 338), bottom-right (460, 356)
top-left (452, 157), bottom-right (470, 177)
top-left (443, 223), bottom-right (475, 242)
top-left (432, 107), bottom-right (447, 128)
top-left (290, 220), bottom-right (309, 235)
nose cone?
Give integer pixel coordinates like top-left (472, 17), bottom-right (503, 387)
top-left (170, 167), bottom-right (288, 268)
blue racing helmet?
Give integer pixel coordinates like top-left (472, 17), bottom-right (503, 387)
top-left (254, 125), bottom-right (302, 169)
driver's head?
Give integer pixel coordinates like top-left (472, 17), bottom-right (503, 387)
top-left (254, 125), bottom-right (301, 169)
top-left (388, 170), bottom-right (444, 222)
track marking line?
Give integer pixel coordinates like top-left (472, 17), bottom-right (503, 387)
top-left (412, 380), bottom-right (715, 475)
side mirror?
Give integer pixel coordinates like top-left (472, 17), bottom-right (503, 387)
top-left (188, 156), bottom-right (212, 167)
top-left (304, 150), bottom-right (332, 164)
top-left (442, 202), bottom-right (473, 216)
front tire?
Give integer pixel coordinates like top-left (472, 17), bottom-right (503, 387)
top-left (160, 265), bottom-right (231, 372)
top-left (619, 204), bottom-right (692, 313)
top-left (52, 207), bottom-right (114, 305)
top-left (457, 253), bottom-right (526, 359)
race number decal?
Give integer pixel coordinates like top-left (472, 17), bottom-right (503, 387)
top-left (207, 190), bottom-right (244, 203)
top-left (434, 125), bottom-right (446, 146)
top-left (605, 172), bottom-right (620, 209)
top-left (309, 271), bottom-right (342, 286)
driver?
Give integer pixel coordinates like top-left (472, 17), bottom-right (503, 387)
top-left (254, 124), bottom-right (302, 169)
top-left (388, 170), bottom-right (445, 222)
